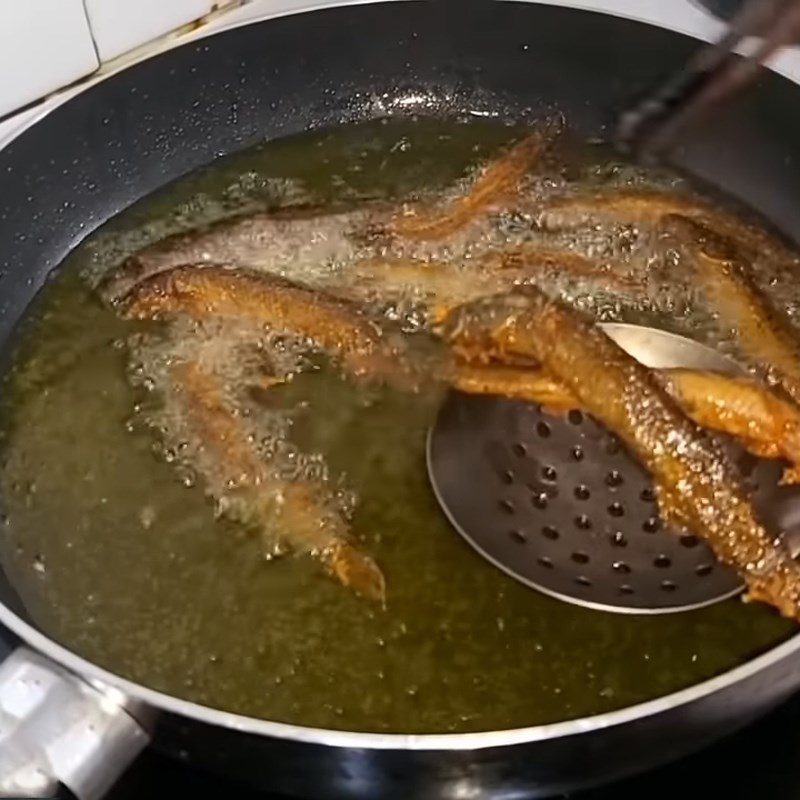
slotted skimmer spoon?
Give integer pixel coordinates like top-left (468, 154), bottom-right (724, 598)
top-left (427, 323), bottom-right (800, 614)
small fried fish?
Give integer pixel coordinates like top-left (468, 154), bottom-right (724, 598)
top-left (347, 246), bottom-right (638, 324)
top-left (452, 358), bottom-right (800, 485)
top-left (663, 214), bottom-right (800, 408)
top-left (124, 265), bottom-right (414, 387)
top-left (662, 368), bottom-right (800, 485)
top-left (537, 188), bottom-right (800, 270)
top-left (440, 288), bottom-right (800, 621)
top-left (173, 359), bottom-right (385, 602)
top-left (391, 119), bottom-right (562, 241)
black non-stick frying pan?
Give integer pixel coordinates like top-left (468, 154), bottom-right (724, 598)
top-left (4, 2), bottom-right (800, 798)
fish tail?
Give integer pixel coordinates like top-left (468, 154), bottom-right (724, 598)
top-left (780, 465), bottom-right (800, 486)
top-left (392, 118), bottom-right (562, 241)
top-left (326, 540), bottom-right (387, 604)
top-left (744, 563), bottom-right (800, 620)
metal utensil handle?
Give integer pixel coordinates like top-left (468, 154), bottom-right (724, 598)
top-left (0, 647), bottom-right (150, 800)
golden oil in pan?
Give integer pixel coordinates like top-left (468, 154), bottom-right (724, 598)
top-left (0, 119), bottom-right (794, 734)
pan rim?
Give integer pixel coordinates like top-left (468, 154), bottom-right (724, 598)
top-left (3, 595), bottom-right (800, 749)
top-left (1, 0), bottom-right (800, 751)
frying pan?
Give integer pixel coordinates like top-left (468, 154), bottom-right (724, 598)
top-left (4, 2), bottom-right (800, 798)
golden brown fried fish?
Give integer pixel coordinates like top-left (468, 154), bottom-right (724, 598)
top-left (174, 359), bottom-right (385, 602)
top-left (102, 121), bottom-right (561, 300)
top-left (453, 358), bottom-right (800, 485)
top-left (347, 246), bottom-right (639, 324)
top-left (663, 214), bottom-right (800, 407)
top-left (537, 188), bottom-right (800, 269)
top-left (451, 362), bottom-right (572, 408)
top-left (98, 205), bottom-right (382, 302)
top-left (124, 265), bottom-right (413, 386)
top-left (440, 288), bottom-right (800, 620)
top-left (662, 368), bottom-right (800, 485)
top-left (391, 120), bottom-right (562, 241)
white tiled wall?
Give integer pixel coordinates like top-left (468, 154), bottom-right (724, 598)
top-left (0, 0), bottom-right (98, 118)
top-left (83, 0), bottom-right (215, 62)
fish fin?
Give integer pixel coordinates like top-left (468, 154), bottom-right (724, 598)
top-left (327, 541), bottom-right (386, 605)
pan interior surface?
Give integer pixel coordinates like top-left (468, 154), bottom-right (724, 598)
top-left (0, 118), bottom-right (795, 736)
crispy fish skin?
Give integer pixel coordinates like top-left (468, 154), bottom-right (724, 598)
top-left (480, 245), bottom-right (644, 296)
top-left (97, 121), bottom-right (575, 303)
top-left (663, 214), bottom-right (800, 407)
top-left (124, 265), bottom-right (409, 384)
top-left (457, 359), bottom-right (800, 484)
top-left (539, 189), bottom-right (800, 266)
top-left (174, 359), bottom-right (386, 602)
top-left (347, 247), bottom-right (639, 324)
top-left (537, 189), bottom-right (799, 268)
top-left (440, 289), bottom-right (800, 620)
top-left (662, 368), bottom-right (800, 485)
top-left (536, 189), bottom-right (721, 231)
top-left (126, 256), bottom-right (800, 483)
top-left (102, 121), bottom-right (560, 303)
top-left (101, 198), bottom-right (510, 306)
top-left (391, 120), bottom-right (562, 241)
top-left (345, 257), bottom-right (512, 324)
top-left (451, 362), bottom-right (573, 408)
top-left (345, 255), bottom-right (529, 325)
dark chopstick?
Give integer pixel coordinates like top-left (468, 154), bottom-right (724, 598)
top-left (616, 0), bottom-right (800, 159)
